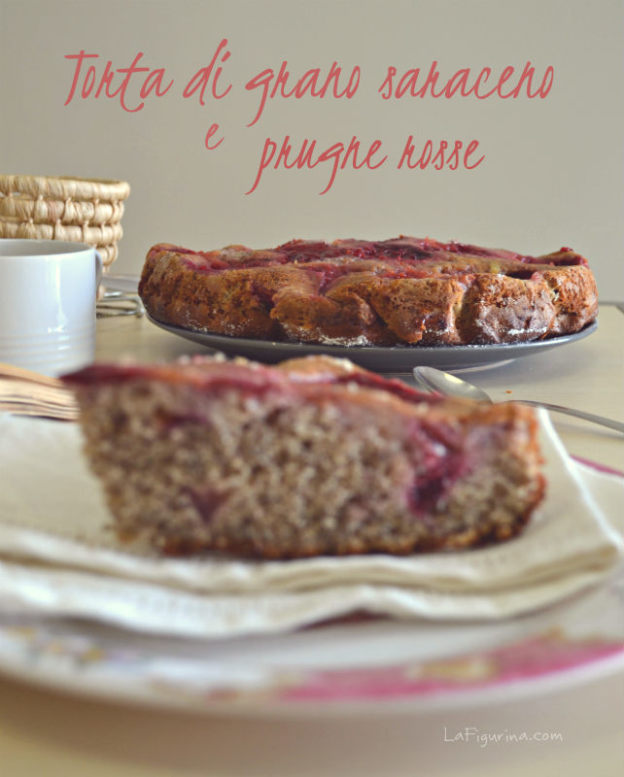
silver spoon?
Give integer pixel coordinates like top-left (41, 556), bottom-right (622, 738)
top-left (412, 366), bottom-right (624, 434)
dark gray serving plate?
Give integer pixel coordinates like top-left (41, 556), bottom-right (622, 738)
top-left (147, 315), bottom-right (597, 373)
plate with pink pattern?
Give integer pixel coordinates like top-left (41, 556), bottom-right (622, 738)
top-left (0, 562), bottom-right (622, 716)
top-left (0, 456), bottom-right (622, 716)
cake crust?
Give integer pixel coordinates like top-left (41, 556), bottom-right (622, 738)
top-left (138, 237), bottom-right (598, 346)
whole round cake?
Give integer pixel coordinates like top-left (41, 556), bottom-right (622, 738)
top-left (138, 236), bottom-right (598, 346)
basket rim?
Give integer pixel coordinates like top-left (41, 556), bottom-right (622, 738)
top-left (0, 174), bottom-right (130, 201)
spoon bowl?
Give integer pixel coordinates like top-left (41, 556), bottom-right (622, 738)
top-left (412, 366), bottom-right (493, 403)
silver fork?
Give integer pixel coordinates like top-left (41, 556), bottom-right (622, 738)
top-left (0, 363), bottom-right (78, 421)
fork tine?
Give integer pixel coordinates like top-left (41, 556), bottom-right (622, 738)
top-left (0, 362), bottom-right (64, 388)
top-left (0, 405), bottom-right (78, 420)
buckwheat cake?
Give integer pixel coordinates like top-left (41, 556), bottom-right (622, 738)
top-left (64, 355), bottom-right (545, 559)
top-left (138, 236), bottom-right (597, 347)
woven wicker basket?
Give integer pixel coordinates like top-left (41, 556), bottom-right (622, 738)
top-left (0, 174), bottom-right (130, 271)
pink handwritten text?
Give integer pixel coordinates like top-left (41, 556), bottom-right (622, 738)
top-left (397, 137), bottom-right (485, 170)
top-left (246, 135), bottom-right (387, 195)
top-left (182, 38), bottom-right (232, 104)
top-left (379, 61), bottom-right (554, 100)
top-left (204, 123), bottom-right (224, 150)
top-left (61, 46), bottom-right (555, 191)
top-left (63, 51), bottom-right (173, 112)
top-left (245, 62), bottom-right (360, 127)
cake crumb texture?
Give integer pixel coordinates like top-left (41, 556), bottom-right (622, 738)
top-left (64, 355), bottom-right (545, 559)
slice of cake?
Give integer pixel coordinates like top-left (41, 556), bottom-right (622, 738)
top-left (63, 355), bottom-right (545, 559)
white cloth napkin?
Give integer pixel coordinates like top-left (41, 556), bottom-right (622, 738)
top-left (0, 411), bottom-right (621, 638)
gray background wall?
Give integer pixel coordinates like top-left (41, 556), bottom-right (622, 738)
top-left (2, 0), bottom-right (623, 297)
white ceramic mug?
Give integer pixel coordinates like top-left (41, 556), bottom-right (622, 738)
top-left (0, 239), bottom-right (101, 376)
